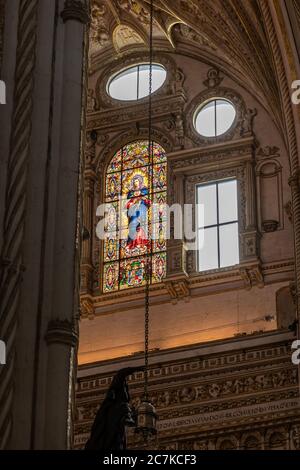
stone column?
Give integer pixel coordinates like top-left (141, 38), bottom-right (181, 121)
top-left (0, 0), bottom-right (38, 449)
top-left (43, 0), bottom-right (89, 450)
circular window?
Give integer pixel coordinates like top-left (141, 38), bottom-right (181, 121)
top-left (194, 98), bottom-right (236, 137)
top-left (107, 64), bottom-right (167, 101)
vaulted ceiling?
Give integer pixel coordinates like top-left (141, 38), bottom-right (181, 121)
top-left (89, 0), bottom-right (283, 133)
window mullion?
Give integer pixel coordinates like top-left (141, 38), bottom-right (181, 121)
top-left (214, 100), bottom-right (217, 138)
top-left (216, 182), bottom-right (221, 268)
top-left (137, 66), bottom-right (140, 100)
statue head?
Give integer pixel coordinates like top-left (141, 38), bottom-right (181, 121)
top-left (107, 367), bottom-right (144, 402)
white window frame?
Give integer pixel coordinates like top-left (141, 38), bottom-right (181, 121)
top-left (196, 178), bottom-right (240, 272)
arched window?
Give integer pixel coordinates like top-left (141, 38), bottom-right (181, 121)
top-left (103, 140), bottom-right (167, 292)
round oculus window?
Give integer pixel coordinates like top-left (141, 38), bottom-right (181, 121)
top-left (194, 99), bottom-right (236, 137)
top-left (107, 64), bottom-right (167, 101)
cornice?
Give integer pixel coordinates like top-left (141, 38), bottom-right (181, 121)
top-left (81, 258), bottom-right (294, 318)
top-left (86, 93), bottom-right (187, 131)
top-left (77, 330), bottom-right (295, 379)
top-left (168, 137), bottom-right (256, 175)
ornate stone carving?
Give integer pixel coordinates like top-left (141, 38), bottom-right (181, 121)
top-left (257, 146), bottom-right (280, 159)
top-left (90, 2), bottom-right (110, 54)
top-left (240, 108), bottom-right (257, 137)
top-left (61, 0), bottom-right (90, 24)
top-left (239, 264), bottom-right (264, 290)
top-left (165, 278), bottom-right (190, 303)
top-left (203, 68), bottom-right (224, 89)
top-left (80, 297), bottom-right (95, 320)
top-left (173, 112), bottom-right (185, 149)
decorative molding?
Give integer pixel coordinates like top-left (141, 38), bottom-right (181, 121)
top-left (203, 67), bottom-right (224, 89)
top-left (45, 319), bottom-right (78, 347)
top-left (87, 93), bottom-right (187, 132)
top-left (61, 0), bottom-right (90, 25)
top-left (240, 108), bottom-right (257, 137)
top-left (0, 0), bottom-right (39, 450)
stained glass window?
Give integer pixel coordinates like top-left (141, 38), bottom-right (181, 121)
top-left (103, 141), bottom-right (167, 293)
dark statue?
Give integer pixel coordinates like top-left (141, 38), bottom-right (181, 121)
top-left (85, 367), bottom-right (143, 450)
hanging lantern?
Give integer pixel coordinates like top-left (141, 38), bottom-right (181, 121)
top-left (136, 400), bottom-right (157, 442)
top-left (135, 0), bottom-right (158, 445)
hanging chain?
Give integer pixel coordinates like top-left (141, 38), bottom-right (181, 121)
top-left (144, 0), bottom-right (154, 402)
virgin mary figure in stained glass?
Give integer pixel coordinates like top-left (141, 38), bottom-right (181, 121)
top-left (126, 174), bottom-right (151, 252)
top-left (103, 140), bottom-right (167, 292)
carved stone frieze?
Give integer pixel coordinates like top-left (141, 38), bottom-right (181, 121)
top-left (74, 336), bottom-right (300, 449)
top-left (87, 94), bottom-right (187, 133)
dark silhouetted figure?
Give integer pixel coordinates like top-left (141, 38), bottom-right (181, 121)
top-left (85, 367), bottom-right (142, 450)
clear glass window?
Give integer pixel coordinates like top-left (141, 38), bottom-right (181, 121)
top-left (194, 99), bottom-right (236, 137)
top-left (108, 64), bottom-right (167, 101)
top-left (196, 179), bottom-right (239, 271)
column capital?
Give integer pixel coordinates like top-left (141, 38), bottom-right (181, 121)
top-left (61, 0), bottom-right (90, 24)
